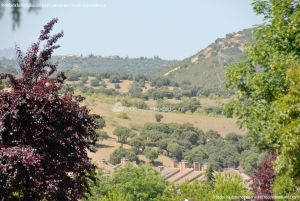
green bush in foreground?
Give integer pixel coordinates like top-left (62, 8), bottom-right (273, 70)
top-left (272, 175), bottom-right (297, 200)
top-left (84, 164), bottom-right (166, 201)
top-left (85, 165), bottom-right (251, 201)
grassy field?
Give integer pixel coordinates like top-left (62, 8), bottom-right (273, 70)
top-left (85, 96), bottom-right (243, 166)
top-left (71, 78), bottom-right (243, 166)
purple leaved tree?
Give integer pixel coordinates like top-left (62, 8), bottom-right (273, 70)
top-left (0, 18), bottom-right (103, 201)
top-left (251, 152), bottom-right (276, 201)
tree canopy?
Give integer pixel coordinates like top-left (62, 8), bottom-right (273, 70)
top-left (226, 0), bottom-right (300, 176)
top-left (0, 18), bottom-right (102, 200)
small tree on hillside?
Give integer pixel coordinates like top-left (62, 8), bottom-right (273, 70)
top-left (90, 78), bottom-right (100, 87)
top-left (0, 19), bottom-right (102, 201)
top-left (143, 147), bottom-right (159, 163)
top-left (113, 127), bottom-right (135, 146)
top-left (155, 113), bottom-right (164, 122)
top-left (97, 130), bottom-right (109, 144)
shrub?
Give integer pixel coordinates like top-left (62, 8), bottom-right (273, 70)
top-left (272, 175), bottom-right (297, 200)
top-left (90, 78), bottom-right (100, 87)
top-left (128, 86), bottom-right (143, 97)
top-left (214, 173), bottom-right (250, 200)
top-left (117, 112), bottom-right (129, 119)
top-left (155, 113), bottom-right (164, 122)
top-left (162, 182), bottom-right (213, 201)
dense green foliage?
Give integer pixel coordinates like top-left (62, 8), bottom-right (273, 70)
top-left (109, 147), bottom-right (138, 165)
top-left (226, 0), bottom-right (300, 177)
top-left (161, 173), bottom-right (250, 201)
top-left (128, 122), bottom-right (263, 172)
top-left (113, 127), bottom-right (136, 145)
top-left (272, 175), bottom-right (297, 200)
top-left (143, 147), bottom-right (159, 162)
top-left (84, 164), bottom-right (167, 201)
top-left (85, 164), bottom-right (251, 201)
top-left (0, 55), bottom-right (176, 75)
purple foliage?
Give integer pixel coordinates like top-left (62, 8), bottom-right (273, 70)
top-left (251, 152), bottom-right (276, 201)
top-left (0, 18), bottom-right (102, 200)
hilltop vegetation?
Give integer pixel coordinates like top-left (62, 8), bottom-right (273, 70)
top-left (0, 29), bottom-right (254, 96)
top-left (158, 28), bottom-right (254, 95)
top-left (0, 54), bottom-right (176, 75)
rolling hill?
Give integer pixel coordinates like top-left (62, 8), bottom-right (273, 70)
top-left (0, 54), bottom-right (176, 75)
top-left (0, 28), bottom-right (254, 95)
top-left (158, 28), bottom-right (254, 94)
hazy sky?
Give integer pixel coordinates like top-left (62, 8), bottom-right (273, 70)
top-left (0, 0), bottom-right (262, 59)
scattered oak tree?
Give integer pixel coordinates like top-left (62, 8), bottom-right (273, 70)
top-left (96, 130), bottom-right (109, 145)
top-left (113, 127), bottom-right (135, 145)
top-left (0, 18), bottom-right (102, 200)
top-left (143, 147), bottom-right (159, 163)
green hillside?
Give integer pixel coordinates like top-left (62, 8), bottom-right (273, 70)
top-left (159, 28), bottom-right (254, 94)
top-left (0, 55), bottom-right (176, 75)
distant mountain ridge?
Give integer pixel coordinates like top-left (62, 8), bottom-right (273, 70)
top-left (0, 54), bottom-right (177, 75)
top-left (159, 28), bottom-right (254, 94)
top-left (0, 28), bottom-right (253, 89)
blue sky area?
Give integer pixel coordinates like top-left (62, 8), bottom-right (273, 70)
top-left (0, 0), bottom-right (262, 59)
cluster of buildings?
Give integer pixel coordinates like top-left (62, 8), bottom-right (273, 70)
top-left (97, 158), bottom-right (251, 185)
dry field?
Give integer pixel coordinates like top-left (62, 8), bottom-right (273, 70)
top-left (86, 99), bottom-right (243, 166)
top-left (75, 80), bottom-right (242, 166)
top-left (104, 79), bottom-right (133, 93)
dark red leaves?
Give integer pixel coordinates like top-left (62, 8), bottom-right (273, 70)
top-left (0, 18), bottom-right (101, 201)
top-left (251, 152), bottom-right (276, 201)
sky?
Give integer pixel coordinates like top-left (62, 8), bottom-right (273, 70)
top-left (0, 0), bottom-right (262, 60)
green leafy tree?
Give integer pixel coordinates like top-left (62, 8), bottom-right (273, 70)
top-left (129, 136), bottom-right (146, 153)
top-left (213, 173), bottom-right (250, 200)
top-left (226, 0), bottom-right (300, 176)
top-left (143, 147), bottom-right (159, 163)
top-left (167, 142), bottom-right (183, 161)
top-left (100, 191), bottom-right (129, 201)
top-left (272, 175), bottom-right (297, 200)
top-left (83, 170), bottom-right (111, 201)
top-left (109, 148), bottom-right (138, 165)
top-left (240, 148), bottom-right (264, 175)
top-left (113, 127), bottom-right (135, 145)
top-left (161, 182), bottom-right (213, 201)
top-left (97, 130), bottom-right (109, 144)
top-left (111, 164), bottom-right (166, 201)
